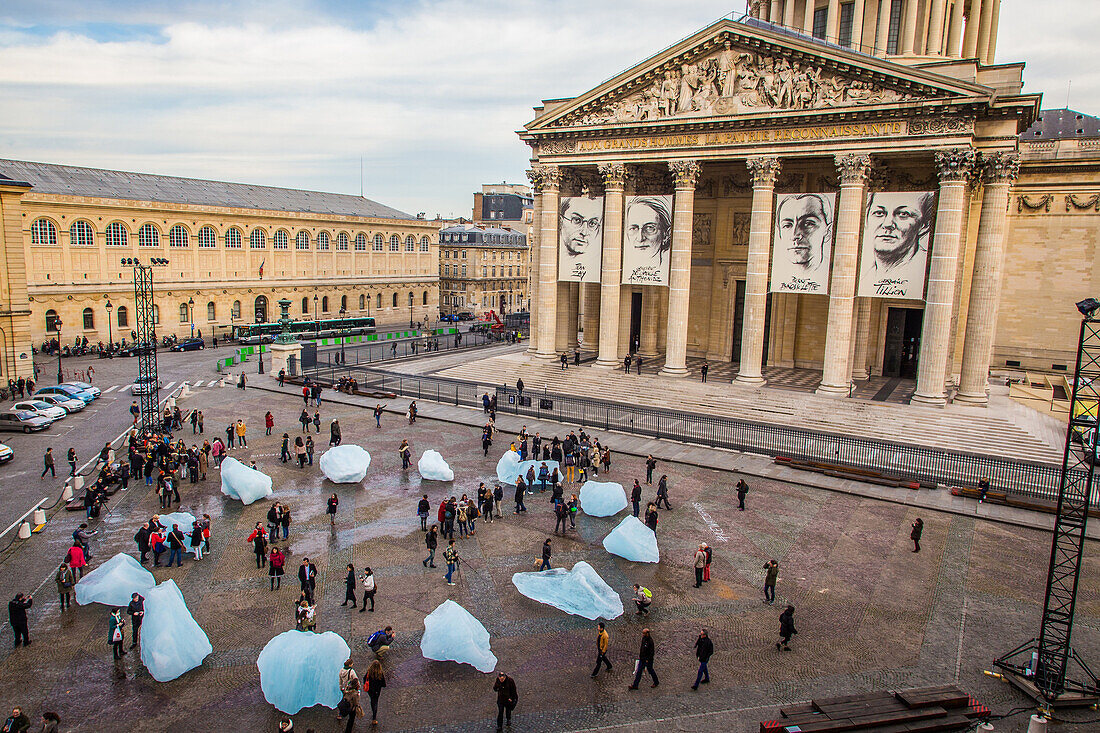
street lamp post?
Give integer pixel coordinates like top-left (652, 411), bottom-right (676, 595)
top-left (105, 300), bottom-right (114, 358)
top-left (314, 295), bottom-right (319, 340)
top-left (55, 318), bottom-right (63, 383)
top-left (188, 297), bottom-right (195, 338)
top-left (339, 307), bottom-right (347, 365)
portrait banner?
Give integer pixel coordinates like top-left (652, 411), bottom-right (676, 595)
top-left (769, 192), bottom-right (836, 294)
top-left (558, 196), bottom-right (604, 282)
top-left (857, 191), bottom-right (937, 299)
top-left (621, 195), bottom-right (673, 286)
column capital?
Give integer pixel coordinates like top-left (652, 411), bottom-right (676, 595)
top-left (747, 156), bottom-right (781, 187)
top-left (669, 160), bottom-right (701, 188)
top-left (981, 151), bottom-right (1020, 184)
top-left (934, 147), bottom-right (977, 183)
top-left (597, 163), bottom-right (627, 190)
top-left (834, 153), bottom-right (872, 185)
top-left (526, 164), bottom-right (561, 193)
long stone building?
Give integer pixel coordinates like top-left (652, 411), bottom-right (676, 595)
top-left (0, 160), bottom-right (441, 377)
top-left (520, 4), bottom-right (1100, 406)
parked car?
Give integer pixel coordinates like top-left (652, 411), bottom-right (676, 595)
top-left (64, 381), bottom-right (101, 398)
top-left (34, 385), bottom-right (94, 405)
top-left (131, 375), bottom-right (159, 395)
top-left (119, 343), bottom-right (154, 357)
top-left (12, 400), bottom-right (66, 422)
top-left (171, 337), bottom-right (205, 352)
top-left (457, 312), bottom-right (475, 321)
top-left (0, 443), bottom-right (12, 463)
top-left (36, 393), bottom-right (85, 413)
top-left (0, 410), bottom-right (51, 433)
top-left (439, 314), bottom-right (459, 323)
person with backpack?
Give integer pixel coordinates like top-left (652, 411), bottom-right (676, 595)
top-left (417, 495), bottom-right (431, 531)
top-left (166, 524), bottom-right (186, 567)
top-left (443, 540), bottom-right (459, 585)
top-left (702, 543), bottom-right (713, 582)
top-left (633, 584), bottom-right (652, 616)
top-left (691, 629), bottom-right (714, 690)
top-left (367, 627), bottom-right (393, 657)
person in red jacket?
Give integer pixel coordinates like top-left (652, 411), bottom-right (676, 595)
top-left (66, 542), bottom-right (87, 578)
top-left (265, 411), bottom-right (275, 436)
top-left (437, 500), bottom-right (447, 524)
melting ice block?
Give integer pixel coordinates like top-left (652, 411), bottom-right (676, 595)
top-left (511, 561), bottom-right (624, 620)
top-left (420, 600), bottom-right (496, 673)
top-left (257, 630), bottom-right (351, 714)
top-left (75, 553), bottom-right (155, 607)
top-left (579, 481), bottom-right (627, 517)
top-left (418, 450), bottom-right (454, 481)
top-left (140, 580), bottom-right (212, 682)
top-left (319, 445), bottom-right (371, 483)
top-left (220, 457), bottom-right (273, 504)
top-left (158, 511), bottom-right (196, 533)
top-left (495, 451), bottom-right (560, 486)
top-left (602, 515), bottom-right (660, 563)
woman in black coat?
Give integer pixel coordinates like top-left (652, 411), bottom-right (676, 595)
top-left (911, 518), bottom-right (924, 553)
top-left (342, 563), bottom-right (356, 608)
top-left (777, 605), bottom-right (797, 651)
top-left (327, 494), bottom-right (339, 526)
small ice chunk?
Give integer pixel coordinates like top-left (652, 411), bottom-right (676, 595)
top-left (257, 630), bottom-right (352, 714)
top-left (579, 481), bottom-right (627, 517)
top-left (420, 599), bottom-right (496, 673)
top-left (495, 451), bottom-right (560, 486)
top-left (74, 553), bottom-right (155, 607)
top-left (602, 515), bottom-right (660, 563)
top-left (418, 450), bottom-right (454, 481)
top-left (220, 457), bottom-right (273, 504)
top-left (319, 444), bottom-right (372, 483)
top-left (139, 580), bottom-right (212, 682)
top-left (511, 561), bottom-right (624, 620)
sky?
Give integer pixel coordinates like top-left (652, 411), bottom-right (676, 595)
top-left (0, 0), bottom-right (1096, 218)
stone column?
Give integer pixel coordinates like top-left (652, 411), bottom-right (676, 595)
top-left (801, 0), bottom-right (815, 33)
top-left (851, 0), bottom-right (866, 50)
top-left (817, 154), bottom-right (871, 396)
top-left (783, 0), bottom-right (796, 27)
top-left (875, 0), bottom-right (891, 56)
top-left (956, 152), bottom-right (1019, 405)
top-left (582, 282), bottom-right (600, 349)
top-left (638, 287), bottom-right (660, 357)
top-left (770, 0), bottom-right (783, 24)
top-left (660, 160), bottom-right (700, 377)
top-left (927, 0), bottom-right (948, 54)
top-left (595, 163), bottom-right (626, 368)
top-left (565, 282), bottom-right (580, 350)
top-left (532, 164), bottom-right (562, 358)
top-left (976, 0), bottom-right (995, 62)
top-left (737, 157), bottom-right (781, 384)
top-left (963, 0), bottom-right (983, 57)
top-left (851, 298), bottom-right (873, 379)
top-left (946, 0), bottom-right (965, 56)
top-left (901, 0), bottom-right (920, 54)
top-left (827, 0), bottom-right (841, 40)
top-left (525, 168), bottom-right (543, 355)
top-left (912, 147), bottom-right (975, 406)
top-left (984, 0), bottom-right (1001, 63)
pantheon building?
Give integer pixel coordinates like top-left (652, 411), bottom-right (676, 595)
top-left (521, 1), bottom-right (1099, 406)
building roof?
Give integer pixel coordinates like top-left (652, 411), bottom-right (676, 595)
top-left (0, 159), bottom-right (414, 220)
top-left (440, 223), bottom-right (527, 246)
top-left (0, 171), bottom-right (31, 189)
top-left (1021, 108), bottom-right (1100, 141)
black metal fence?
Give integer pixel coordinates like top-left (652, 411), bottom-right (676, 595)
top-left (318, 329), bottom-right (514, 367)
top-left (304, 367), bottom-right (1072, 501)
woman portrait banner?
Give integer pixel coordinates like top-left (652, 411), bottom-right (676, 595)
top-left (769, 192), bottom-right (836, 294)
top-left (856, 191), bottom-right (937, 300)
top-left (621, 195), bottom-right (673, 286)
top-left (557, 196), bottom-right (604, 282)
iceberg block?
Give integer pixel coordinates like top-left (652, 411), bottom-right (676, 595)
top-left (418, 450), bottom-right (454, 481)
top-left (511, 561), bottom-right (624, 620)
top-left (74, 553), bottom-right (155, 607)
top-left (257, 630), bottom-right (352, 714)
top-left (139, 580), bottom-right (212, 682)
top-left (495, 451), bottom-right (560, 486)
top-left (579, 481), bottom-right (627, 517)
top-left (420, 600), bottom-right (496, 673)
top-left (319, 444), bottom-right (371, 483)
top-left (602, 515), bottom-right (659, 563)
top-left (220, 457), bottom-right (273, 504)
top-left (158, 511), bottom-right (196, 533)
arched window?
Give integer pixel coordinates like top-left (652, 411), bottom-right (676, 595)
top-left (207, 301), bottom-right (216, 321)
top-left (376, 293), bottom-right (382, 309)
top-left (336, 233), bottom-right (349, 251)
top-left (408, 291), bottom-right (414, 306)
top-left (151, 305), bottom-right (159, 325)
top-left (295, 231), bottom-right (310, 250)
top-left (359, 294), bottom-right (365, 309)
top-left (138, 223), bottom-right (160, 248)
top-left (225, 227), bottom-right (242, 249)
top-left (179, 303), bottom-right (190, 323)
top-left (31, 218), bottom-right (57, 245)
top-left (373, 234), bottom-right (384, 251)
top-left (69, 221), bottom-right (94, 247)
top-left (317, 232), bottom-right (330, 250)
top-left (197, 226), bottom-right (217, 248)
top-left (231, 301), bottom-right (241, 319)
top-left (45, 309), bottom-right (59, 333)
top-left (405, 235), bottom-right (416, 252)
top-left (423, 291), bottom-right (429, 305)
top-left (273, 230), bottom-right (289, 250)
top-left (250, 229), bottom-right (266, 249)
top-left (301, 297), bottom-right (308, 314)
top-left (169, 225), bottom-right (189, 248)
top-left (392, 292), bottom-right (398, 307)
top-left (116, 306), bottom-right (128, 327)
top-left (321, 295), bottom-right (329, 312)
top-left (254, 296), bottom-right (268, 323)
top-left (420, 236), bottom-right (430, 252)
top-left (340, 295), bottom-right (347, 311)
top-left (82, 307), bottom-right (94, 330)
top-left (389, 235), bottom-right (400, 252)
top-left (105, 222), bottom-right (128, 247)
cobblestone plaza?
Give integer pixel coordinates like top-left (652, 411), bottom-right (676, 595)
top-left (1, 382), bottom-right (1096, 731)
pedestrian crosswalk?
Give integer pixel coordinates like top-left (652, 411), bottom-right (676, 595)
top-left (100, 378), bottom-right (225, 395)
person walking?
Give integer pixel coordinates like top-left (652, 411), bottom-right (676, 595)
top-left (628, 628), bottom-right (659, 690)
top-left (776, 605), bottom-right (797, 651)
top-left (327, 494), bottom-right (339, 526)
top-left (645, 455), bottom-right (656, 484)
top-left (443, 539), bottom-right (459, 586)
top-left (691, 629), bottom-right (713, 690)
top-left (553, 500), bottom-right (568, 535)
top-left (693, 544), bottom-right (706, 588)
top-left (336, 678), bottom-right (364, 733)
top-left (540, 538), bottom-right (552, 571)
top-left (280, 433), bottom-right (291, 463)
top-left (423, 525), bottom-right (438, 568)
top-left (41, 448), bottom-right (55, 478)
top-left (265, 411), bottom-right (274, 436)
top-left (342, 564), bottom-right (357, 608)
top-left (736, 478), bottom-right (748, 511)
top-left (330, 419), bottom-right (342, 446)
top-left (67, 448), bottom-right (78, 477)
top-left (294, 436), bottom-right (306, 467)
top-left (9, 592), bottom-right (32, 648)
top-left (359, 567), bottom-right (376, 612)
top-left (269, 546), bottom-right (285, 590)
top-left (631, 479), bottom-right (642, 518)
top-left (339, 658), bottom-right (359, 694)
top-left (298, 557), bottom-right (318, 603)
top-left (655, 475), bottom-right (671, 510)
top-left (127, 593), bottom-right (144, 648)
top-left (365, 659), bottom-right (386, 726)
top-left (493, 671), bottom-right (518, 731)
top-left (109, 607), bottom-right (126, 659)
top-left (134, 522), bottom-right (151, 564)
top-left (763, 559), bottom-right (779, 604)
top-left (55, 563), bottom-right (74, 612)
top-left (407, 400), bottom-right (417, 424)
top-left (911, 517), bottom-right (923, 552)
top-left (592, 622), bottom-right (612, 677)
top-left (514, 477), bottom-right (527, 514)
top-left (312, 412), bottom-right (320, 434)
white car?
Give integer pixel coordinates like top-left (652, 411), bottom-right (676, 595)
top-left (36, 393), bottom-right (85, 413)
top-left (0, 443), bottom-right (12, 464)
top-left (12, 400), bottom-right (66, 422)
top-left (64, 381), bottom-right (101, 399)
top-left (131, 375), bottom-right (159, 395)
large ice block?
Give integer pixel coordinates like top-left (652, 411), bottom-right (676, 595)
top-left (511, 561), bottom-right (624, 620)
top-left (139, 580), bottom-right (212, 682)
top-left (418, 450), bottom-right (454, 481)
top-left (579, 481), bottom-right (627, 517)
top-left (319, 444), bottom-right (371, 484)
top-left (257, 630), bottom-right (352, 714)
top-left (74, 553), bottom-right (155, 607)
top-left (602, 515), bottom-right (659, 563)
top-left (220, 456), bottom-right (273, 504)
top-left (420, 600), bottom-right (496, 673)
top-left (495, 451), bottom-right (560, 487)
top-left (157, 511), bottom-right (196, 533)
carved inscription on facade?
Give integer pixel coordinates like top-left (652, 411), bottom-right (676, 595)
top-left (571, 121), bottom-right (905, 153)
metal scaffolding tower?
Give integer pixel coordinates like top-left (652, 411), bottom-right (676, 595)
top-left (123, 257), bottom-right (168, 436)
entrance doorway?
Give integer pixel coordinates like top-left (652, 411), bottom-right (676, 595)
top-left (254, 295), bottom-right (269, 323)
top-left (882, 307), bottom-right (922, 378)
top-left (628, 291), bottom-right (641, 354)
top-left (730, 280), bottom-right (746, 361)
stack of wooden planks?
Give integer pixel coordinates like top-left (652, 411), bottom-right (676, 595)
top-left (760, 685), bottom-right (989, 733)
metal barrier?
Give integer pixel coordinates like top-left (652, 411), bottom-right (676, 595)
top-left (316, 330), bottom-right (514, 368)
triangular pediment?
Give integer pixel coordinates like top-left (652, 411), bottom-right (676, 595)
top-left (526, 19), bottom-right (993, 132)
